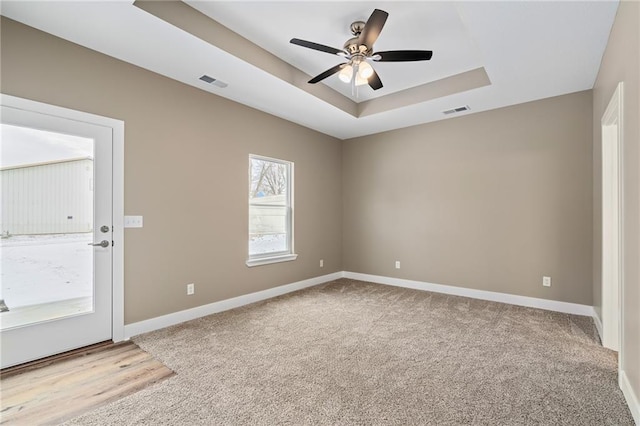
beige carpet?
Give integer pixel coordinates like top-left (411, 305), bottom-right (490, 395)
top-left (64, 279), bottom-right (633, 425)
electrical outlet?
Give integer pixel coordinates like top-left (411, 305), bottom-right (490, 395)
top-left (543, 276), bottom-right (551, 287)
top-left (187, 283), bottom-right (195, 295)
top-left (395, 261), bottom-right (401, 269)
top-left (320, 259), bottom-right (324, 268)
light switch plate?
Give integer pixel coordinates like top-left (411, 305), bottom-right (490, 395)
top-left (124, 215), bottom-right (143, 228)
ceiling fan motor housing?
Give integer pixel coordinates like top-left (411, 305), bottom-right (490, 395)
top-left (344, 38), bottom-right (371, 56)
top-left (345, 21), bottom-right (372, 56)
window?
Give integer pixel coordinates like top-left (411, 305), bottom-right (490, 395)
top-left (246, 155), bottom-right (296, 267)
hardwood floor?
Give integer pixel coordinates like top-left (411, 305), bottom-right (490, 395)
top-left (0, 341), bottom-right (174, 425)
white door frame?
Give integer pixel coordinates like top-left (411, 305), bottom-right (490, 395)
top-left (600, 82), bottom-right (623, 356)
top-left (1, 94), bottom-right (125, 343)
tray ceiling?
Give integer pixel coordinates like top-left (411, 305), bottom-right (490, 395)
top-left (1, 1), bottom-right (619, 139)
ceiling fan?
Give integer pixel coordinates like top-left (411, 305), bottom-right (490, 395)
top-left (290, 9), bottom-right (433, 91)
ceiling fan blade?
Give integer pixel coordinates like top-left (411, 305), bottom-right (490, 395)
top-left (373, 50), bottom-right (433, 62)
top-left (358, 9), bottom-right (389, 48)
top-left (290, 38), bottom-right (346, 56)
top-left (368, 68), bottom-right (383, 90)
top-left (309, 63), bottom-right (348, 84)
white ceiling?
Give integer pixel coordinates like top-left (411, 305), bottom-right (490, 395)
top-left (190, 1), bottom-right (484, 103)
top-left (1, 1), bottom-right (618, 140)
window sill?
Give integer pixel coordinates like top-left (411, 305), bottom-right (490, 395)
top-left (246, 253), bottom-right (298, 267)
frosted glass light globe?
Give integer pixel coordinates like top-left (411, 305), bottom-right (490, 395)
top-left (358, 61), bottom-right (374, 79)
top-left (355, 74), bottom-right (368, 86)
top-left (338, 65), bottom-right (353, 83)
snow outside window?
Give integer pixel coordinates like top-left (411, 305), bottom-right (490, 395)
top-left (246, 155), bottom-right (297, 267)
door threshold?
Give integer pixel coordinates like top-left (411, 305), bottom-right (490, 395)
top-left (1, 340), bottom-right (115, 378)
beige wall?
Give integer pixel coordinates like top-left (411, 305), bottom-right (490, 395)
top-left (592, 0), bottom-right (640, 414)
top-left (343, 91), bottom-right (593, 305)
top-left (0, 18), bottom-right (343, 324)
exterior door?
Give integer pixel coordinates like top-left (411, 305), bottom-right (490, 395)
top-left (1, 104), bottom-right (113, 368)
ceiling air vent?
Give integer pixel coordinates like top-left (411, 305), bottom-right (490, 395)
top-left (199, 75), bottom-right (228, 88)
top-left (442, 105), bottom-right (470, 115)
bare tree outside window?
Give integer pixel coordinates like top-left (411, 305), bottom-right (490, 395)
top-left (250, 159), bottom-right (287, 197)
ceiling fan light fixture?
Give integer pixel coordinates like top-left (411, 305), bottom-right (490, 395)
top-left (358, 61), bottom-right (374, 79)
top-left (338, 65), bottom-right (353, 83)
top-left (355, 73), bottom-right (369, 86)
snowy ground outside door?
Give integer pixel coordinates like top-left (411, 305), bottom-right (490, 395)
top-left (0, 233), bottom-right (92, 310)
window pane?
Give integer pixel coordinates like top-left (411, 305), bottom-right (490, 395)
top-left (249, 205), bottom-right (288, 255)
top-left (1, 124), bottom-right (95, 329)
top-left (249, 158), bottom-right (287, 201)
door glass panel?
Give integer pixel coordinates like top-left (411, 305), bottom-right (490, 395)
top-left (0, 124), bottom-right (94, 330)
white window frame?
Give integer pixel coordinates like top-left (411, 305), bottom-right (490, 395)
top-left (246, 154), bottom-right (297, 267)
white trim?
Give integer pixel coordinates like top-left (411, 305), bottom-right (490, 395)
top-left (592, 307), bottom-right (604, 342)
top-left (124, 271), bottom-right (342, 338)
top-left (111, 119), bottom-right (125, 342)
top-left (246, 253), bottom-right (298, 267)
top-left (0, 94), bottom-right (125, 344)
top-left (343, 272), bottom-right (593, 316)
top-left (125, 268), bottom-right (605, 342)
top-left (620, 370), bottom-right (640, 424)
top-left (600, 81), bottom-right (624, 352)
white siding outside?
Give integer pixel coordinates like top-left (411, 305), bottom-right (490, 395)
top-left (249, 194), bottom-right (287, 236)
top-left (0, 158), bottom-right (93, 235)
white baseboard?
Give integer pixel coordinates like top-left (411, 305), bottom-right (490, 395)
top-left (343, 271), bottom-right (593, 316)
top-left (124, 271), bottom-right (343, 339)
top-left (592, 308), bottom-right (604, 342)
top-left (125, 270), bottom-right (596, 339)
top-left (620, 369), bottom-right (640, 424)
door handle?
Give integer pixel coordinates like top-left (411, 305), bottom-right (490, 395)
top-left (88, 240), bottom-right (110, 248)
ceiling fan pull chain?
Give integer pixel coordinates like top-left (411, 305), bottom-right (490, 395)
top-left (352, 63), bottom-right (356, 97)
